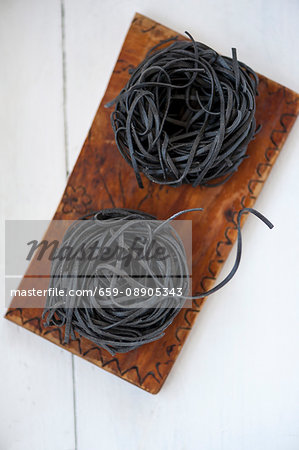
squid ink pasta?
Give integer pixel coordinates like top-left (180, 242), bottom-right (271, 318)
top-left (43, 207), bottom-right (273, 355)
top-left (107, 34), bottom-right (259, 188)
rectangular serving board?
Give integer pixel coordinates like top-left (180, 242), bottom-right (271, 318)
top-left (6, 13), bottom-right (299, 394)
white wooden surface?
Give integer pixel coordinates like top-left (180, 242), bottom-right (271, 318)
top-left (1, 1), bottom-right (299, 449)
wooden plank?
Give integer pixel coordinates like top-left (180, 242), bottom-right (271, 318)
top-left (0, 1), bottom-right (75, 448)
top-left (5, 12), bottom-right (299, 396)
top-left (64, 5), bottom-right (299, 450)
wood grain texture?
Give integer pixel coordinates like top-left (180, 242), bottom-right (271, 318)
top-left (5, 13), bottom-right (299, 394)
top-left (0, 1), bottom-right (76, 448)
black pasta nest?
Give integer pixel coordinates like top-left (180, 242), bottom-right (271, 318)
top-left (42, 207), bottom-right (273, 355)
top-left (108, 34), bottom-right (259, 188)
top-left (43, 208), bottom-right (189, 355)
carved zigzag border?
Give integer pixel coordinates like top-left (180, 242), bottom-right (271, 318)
top-left (6, 64), bottom-right (299, 394)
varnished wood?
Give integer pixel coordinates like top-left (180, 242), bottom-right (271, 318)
top-left (6, 13), bottom-right (299, 394)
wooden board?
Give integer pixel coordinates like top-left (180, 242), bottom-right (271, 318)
top-left (5, 13), bottom-right (299, 394)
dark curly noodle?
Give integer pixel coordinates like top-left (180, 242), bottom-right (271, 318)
top-left (43, 208), bottom-right (273, 355)
top-left (107, 34), bottom-right (259, 188)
